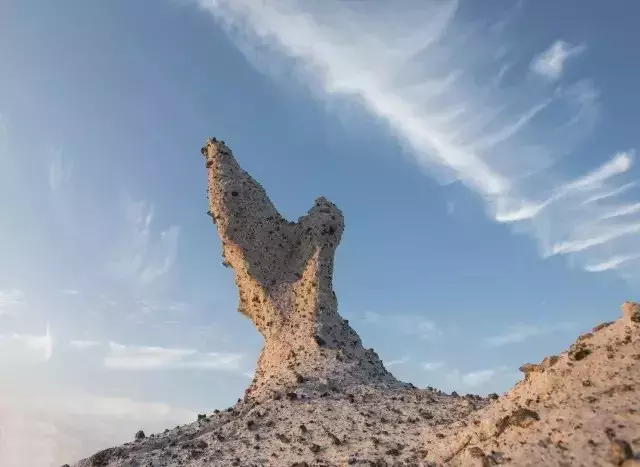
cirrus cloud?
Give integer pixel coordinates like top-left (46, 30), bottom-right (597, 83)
top-left (196, 0), bottom-right (639, 281)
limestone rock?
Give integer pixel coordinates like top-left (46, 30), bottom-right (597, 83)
top-left (200, 137), bottom-right (402, 400)
top-left (622, 301), bottom-right (640, 324)
top-left (611, 439), bottom-right (634, 465)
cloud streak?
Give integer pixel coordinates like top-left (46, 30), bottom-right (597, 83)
top-left (0, 324), bottom-right (53, 363)
top-left (445, 365), bottom-right (517, 391)
top-left (47, 149), bottom-right (74, 194)
top-left (483, 322), bottom-right (575, 347)
top-left (461, 369), bottom-right (496, 387)
top-left (530, 40), bottom-right (585, 80)
top-left (384, 356), bottom-right (410, 368)
top-left (0, 388), bottom-right (196, 467)
top-left (0, 289), bottom-right (25, 316)
top-left (197, 0), bottom-right (639, 280)
top-left (422, 361), bottom-right (445, 371)
top-left (69, 339), bottom-right (101, 349)
top-left (108, 197), bottom-right (181, 287)
top-left (360, 310), bottom-right (442, 340)
top-left (104, 342), bottom-right (243, 371)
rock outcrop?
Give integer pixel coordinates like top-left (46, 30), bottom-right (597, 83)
top-left (201, 137), bottom-right (401, 400)
top-left (73, 139), bottom-right (640, 467)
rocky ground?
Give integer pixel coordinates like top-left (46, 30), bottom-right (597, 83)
top-left (71, 139), bottom-right (640, 466)
top-left (72, 302), bottom-right (640, 467)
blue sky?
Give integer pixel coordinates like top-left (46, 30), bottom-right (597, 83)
top-left (1, 0), bottom-right (639, 464)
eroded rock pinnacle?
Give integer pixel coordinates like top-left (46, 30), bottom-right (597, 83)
top-left (201, 137), bottom-right (402, 399)
top-left (70, 139), bottom-right (640, 467)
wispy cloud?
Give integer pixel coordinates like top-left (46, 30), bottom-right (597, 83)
top-left (483, 322), bottom-right (575, 347)
top-left (384, 356), bottom-right (410, 368)
top-left (530, 40), bottom-right (585, 80)
top-left (0, 388), bottom-right (196, 467)
top-left (422, 361), bottom-right (445, 371)
top-left (582, 182), bottom-right (636, 205)
top-left (445, 365), bottom-right (517, 390)
top-left (584, 254), bottom-right (640, 273)
top-left (108, 197), bottom-right (181, 286)
top-left (47, 148), bottom-right (73, 193)
top-left (0, 289), bottom-right (25, 316)
top-left (359, 310), bottom-right (442, 340)
top-left (69, 339), bottom-right (101, 349)
top-left (59, 289), bottom-right (81, 296)
top-left (198, 1), bottom-right (638, 279)
top-left (0, 324), bottom-right (52, 362)
top-left (104, 342), bottom-right (243, 371)
top-left (461, 369), bottom-right (495, 387)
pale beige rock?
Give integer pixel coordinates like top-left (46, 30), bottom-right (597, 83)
top-left (622, 301), bottom-right (640, 324)
top-left (72, 140), bottom-right (640, 467)
top-left (200, 137), bottom-right (403, 401)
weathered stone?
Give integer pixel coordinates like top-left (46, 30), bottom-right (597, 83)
top-left (539, 355), bottom-right (560, 369)
top-left (495, 408), bottom-right (540, 436)
top-left (593, 321), bottom-right (615, 332)
top-left (519, 363), bottom-right (538, 377)
top-left (622, 302), bottom-right (640, 324)
top-left (611, 439), bottom-right (634, 464)
top-left (201, 138), bottom-right (402, 399)
top-left (467, 446), bottom-right (490, 467)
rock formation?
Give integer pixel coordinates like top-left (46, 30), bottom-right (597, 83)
top-left (73, 139), bottom-right (640, 467)
top-left (200, 137), bottom-right (401, 400)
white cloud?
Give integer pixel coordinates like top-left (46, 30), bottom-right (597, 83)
top-left (108, 197), bottom-right (181, 286)
top-left (564, 151), bottom-right (632, 191)
top-left (0, 388), bottom-right (196, 467)
top-left (47, 149), bottom-right (73, 193)
top-left (0, 324), bottom-right (53, 363)
top-left (582, 182), bottom-right (636, 205)
top-left (359, 311), bottom-right (443, 340)
top-left (198, 1), bottom-right (639, 280)
top-left (0, 289), bottom-right (25, 316)
top-left (483, 322), bottom-right (574, 347)
top-left (136, 299), bottom-right (188, 316)
top-left (104, 342), bottom-right (243, 371)
top-left (598, 202), bottom-right (640, 221)
top-left (59, 289), bottom-right (81, 296)
top-left (550, 222), bottom-right (640, 256)
top-left (445, 366), bottom-right (516, 390)
top-left (446, 200), bottom-right (456, 216)
top-left (461, 369), bottom-right (496, 387)
top-left (422, 361), bottom-right (445, 371)
top-left (384, 356), bottom-right (410, 368)
top-left (69, 340), bottom-right (101, 349)
top-left (584, 254), bottom-right (640, 273)
top-left (531, 40), bottom-right (585, 80)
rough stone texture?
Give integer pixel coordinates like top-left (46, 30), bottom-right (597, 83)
top-left (422, 301), bottom-right (640, 466)
top-left (200, 137), bottom-right (402, 401)
top-left (73, 140), bottom-right (640, 467)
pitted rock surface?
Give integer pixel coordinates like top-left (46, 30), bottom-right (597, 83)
top-left (201, 137), bottom-right (403, 400)
top-left (73, 139), bottom-right (640, 467)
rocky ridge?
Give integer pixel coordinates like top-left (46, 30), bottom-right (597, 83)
top-left (73, 139), bottom-right (640, 467)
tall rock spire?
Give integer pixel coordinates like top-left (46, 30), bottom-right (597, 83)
top-left (201, 138), bottom-right (402, 399)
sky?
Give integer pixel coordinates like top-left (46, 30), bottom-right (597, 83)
top-left (1, 0), bottom-right (639, 465)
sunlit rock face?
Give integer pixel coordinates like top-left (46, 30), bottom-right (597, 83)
top-left (201, 138), bottom-right (403, 400)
